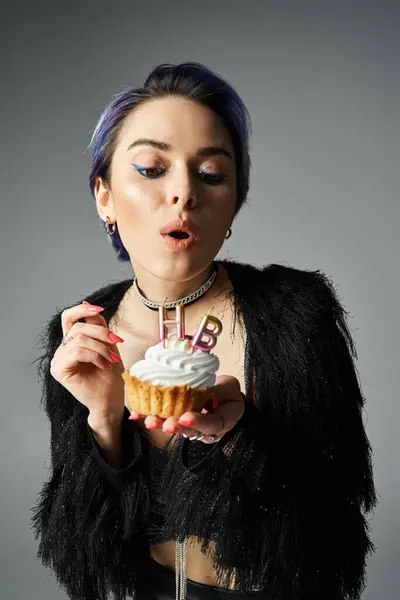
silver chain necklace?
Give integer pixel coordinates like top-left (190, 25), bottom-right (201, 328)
top-left (133, 263), bottom-right (218, 311)
top-left (175, 538), bottom-right (188, 600)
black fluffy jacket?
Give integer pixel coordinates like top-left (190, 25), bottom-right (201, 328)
top-left (31, 260), bottom-right (377, 600)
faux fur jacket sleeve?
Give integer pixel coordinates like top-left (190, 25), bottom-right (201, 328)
top-left (30, 305), bottom-right (153, 600)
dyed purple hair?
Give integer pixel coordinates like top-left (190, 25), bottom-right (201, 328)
top-left (88, 62), bottom-right (252, 262)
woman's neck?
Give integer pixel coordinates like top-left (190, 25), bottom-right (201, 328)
top-left (132, 262), bottom-right (216, 304)
top-left (113, 262), bottom-right (233, 345)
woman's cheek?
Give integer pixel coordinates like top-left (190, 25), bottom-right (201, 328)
top-left (122, 183), bottom-right (146, 203)
top-left (121, 183), bottom-right (161, 212)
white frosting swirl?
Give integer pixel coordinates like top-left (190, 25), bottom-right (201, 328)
top-left (129, 337), bottom-right (219, 388)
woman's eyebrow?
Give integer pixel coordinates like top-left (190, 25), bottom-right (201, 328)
top-left (126, 138), bottom-right (233, 160)
top-left (127, 138), bottom-right (171, 152)
top-left (197, 146), bottom-right (233, 160)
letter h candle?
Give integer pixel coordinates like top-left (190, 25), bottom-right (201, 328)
top-left (158, 304), bottom-right (185, 347)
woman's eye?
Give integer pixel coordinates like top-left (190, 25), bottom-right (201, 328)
top-left (199, 172), bottom-right (228, 186)
top-left (130, 163), bottom-right (227, 184)
top-left (131, 164), bottom-right (166, 179)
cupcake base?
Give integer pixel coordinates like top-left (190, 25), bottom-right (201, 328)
top-left (122, 370), bottom-right (212, 418)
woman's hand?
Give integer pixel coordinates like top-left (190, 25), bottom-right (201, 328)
top-left (128, 374), bottom-right (245, 444)
top-left (50, 301), bottom-right (126, 425)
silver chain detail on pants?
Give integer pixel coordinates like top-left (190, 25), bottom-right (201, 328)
top-left (175, 538), bottom-right (188, 600)
top-left (173, 421), bottom-right (226, 599)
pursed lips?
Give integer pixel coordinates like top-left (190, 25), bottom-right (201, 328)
top-left (159, 220), bottom-right (199, 252)
top-left (159, 220), bottom-right (199, 240)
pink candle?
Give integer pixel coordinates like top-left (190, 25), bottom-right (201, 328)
top-left (158, 304), bottom-right (185, 347)
top-left (190, 314), bottom-right (222, 353)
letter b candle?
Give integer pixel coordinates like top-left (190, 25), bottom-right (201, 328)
top-left (190, 315), bottom-right (222, 353)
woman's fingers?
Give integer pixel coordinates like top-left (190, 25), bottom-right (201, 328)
top-left (65, 320), bottom-right (124, 347)
top-left (60, 346), bottom-right (111, 373)
top-left (61, 301), bottom-right (107, 337)
top-left (57, 302), bottom-right (124, 371)
top-left (129, 412), bottom-right (205, 441)
top-left (127, 377), bottom-right (245, 443)
top-left (128, 410), bottom-right (144, 420)
top-left (127, 411), bottom-right (164, 427)
top-left (213, 374), bottom-right (242, 401)
top-left (144, 415), bottom-right (164, 429)
top-left (52, 333), bottom-right (123, 379)
top-left (71, 334), bottom-right (122, 363)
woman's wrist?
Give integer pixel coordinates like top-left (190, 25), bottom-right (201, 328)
top-left (88, 407), bottom-right (124, 429)
top-left (87, 412), bottom-right (123, 469)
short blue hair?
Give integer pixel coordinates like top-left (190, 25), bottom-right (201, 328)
top-left (88, 62), bottom-right (252, 262)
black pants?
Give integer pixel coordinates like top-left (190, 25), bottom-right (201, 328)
top-left (135, 555), bottom-right (264, 599)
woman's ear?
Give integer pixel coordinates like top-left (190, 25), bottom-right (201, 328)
top-left (93, 176), bottom-right (116, 222)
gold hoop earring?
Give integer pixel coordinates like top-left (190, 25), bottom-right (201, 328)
top-left (106, 216), bottom-right (117, 235)
top-left (225, 228), bottom-right (232, 240)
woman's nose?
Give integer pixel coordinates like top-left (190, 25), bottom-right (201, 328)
top-left (166, 169), bottom-right (198, 209)
top-left (170, 193), bottom-right (196, 209)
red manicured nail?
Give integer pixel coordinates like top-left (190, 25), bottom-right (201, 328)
top-left (102, 358), bottom-right (112, 369)
top-left (129, 410), bottom-right (145, 419)
top-left (211, 395), bottom-right (219, 409)
top-left (179, 419), bottom-right (193, 427)
top-left (82, 300), bottom-right (104, 312)
top-left (108, 331), bottom-right (124, 343)
top-left (110, 352), bottom-right (122, 363)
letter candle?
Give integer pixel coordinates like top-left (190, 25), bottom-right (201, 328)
top-left (190, 312), bottom-right (222, 354)
top-left (158, 304), bottom-right (186, 347)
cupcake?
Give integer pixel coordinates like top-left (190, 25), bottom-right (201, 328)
top-left (122, 307), bottom-right (222, 419)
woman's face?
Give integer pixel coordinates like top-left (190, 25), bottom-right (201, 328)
top-left (95, 95), bottom-right (237, 282)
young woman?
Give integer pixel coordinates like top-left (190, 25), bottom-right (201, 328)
top-left (32, 62), bottom-right (376, 600)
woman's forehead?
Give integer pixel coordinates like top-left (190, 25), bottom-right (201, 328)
top-left (116, 96), bottom-right (234, 154)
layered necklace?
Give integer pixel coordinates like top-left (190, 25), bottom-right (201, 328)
top-left (133, 262), bottom-right (219, 311)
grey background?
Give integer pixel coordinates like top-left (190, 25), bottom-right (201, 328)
top-left (1, 1), bottom-right (398, 598)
